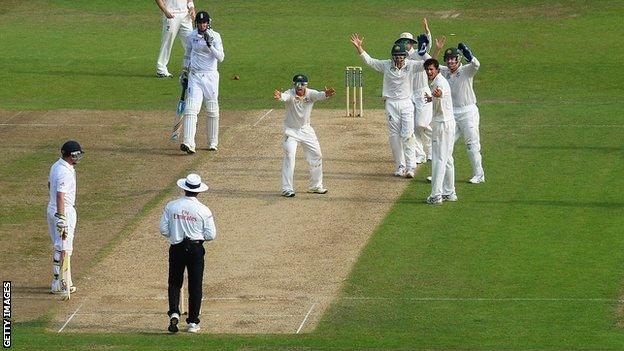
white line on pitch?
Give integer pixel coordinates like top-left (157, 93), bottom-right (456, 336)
top-left (0, 123), bottom-right (111, 127)
top-left (2, 110), bottom-right (24, 124)
top-left (342, 297), bottom-right (623, 302)
top-left (296, 302), bottom-right (316, 334)
top-left (252, 109), bottom-right (274, 126)
top-left (57, 302), bottom-right (84, 333)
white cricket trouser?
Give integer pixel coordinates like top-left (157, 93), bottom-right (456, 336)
top-left (412, 88), bottom-right (433, 163)
top-left (183, 71), bottom-right (220, 149)
top-left (430, 119), bottom-right (456, 198)
top-left (281, 125), bottom-right (324, 192)
top-left (156, 13), bottom-right (193, 74)
top-left (385, 98), bottom-right (416, 170)
top-left (454, 104), bottom-right (484, 178)
top-left (47, 205), bottom-right (77, 253)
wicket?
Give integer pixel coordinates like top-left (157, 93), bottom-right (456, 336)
top-left (345, 66), bottom-right (363, 117)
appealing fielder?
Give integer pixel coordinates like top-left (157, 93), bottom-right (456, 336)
top-left (274, 74), bottom-right (336, 197)
top-left (155, 0), bottom-right (195, 78)
top-left (47, 140), bottom-right (83, 297)
top-left (395, 18), bottom-right (434, 165)
top-left (350, 34), bottom-right (426, 178)
top-left (424, 59), bottom-right (457, 204)
top-left (160, 173), bottom-right (216, 333)
top-left (435, 36), bottom-right (485, 184)
top-left (179, 11), bottom-right (225, 154)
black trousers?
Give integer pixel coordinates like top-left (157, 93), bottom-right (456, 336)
top-left (168, 238), bottom-right (205, 324)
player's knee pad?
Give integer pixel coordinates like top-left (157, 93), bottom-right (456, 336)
top-left (206, 100), bottom-right (219, 119)
top-left (53, 249), bottom-right (61, 277)
top-left (185, 97), bottom-right (202, 116)
top-left (402, 132), bottom-right (416, 146)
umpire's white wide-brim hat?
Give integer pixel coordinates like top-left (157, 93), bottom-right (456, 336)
top-left (177, 173), bottom-right (209, 192)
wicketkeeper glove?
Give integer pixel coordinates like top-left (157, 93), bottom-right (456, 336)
top-left (416, 34), bottom-right (429, 56)
top-left (203, 31), bottom-right (213, 48)
top-left (458, 42), bottom-right (474, 62)
top-left (55, 213), bottom-right (68, 239)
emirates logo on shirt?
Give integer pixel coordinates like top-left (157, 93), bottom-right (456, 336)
top-left (173, 210), bottom-right (198, 222)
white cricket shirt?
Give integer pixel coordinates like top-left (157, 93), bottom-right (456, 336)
top-left (440, 56), bottom-right (480, 108)
top-left (159, 196), bottom-right (216, 245)
top-left (279, 88), bottom-right (326, 129)
top-left (183, 29), bottom-right (224, 72)
top-left (48, 158), bottom-right (76, 210)
top-left (407, 49), bottom-right (431, 93)
top-left (360, 52), bottom-right (424, 100)
top-left (429, 74), bottom-right (454, 122)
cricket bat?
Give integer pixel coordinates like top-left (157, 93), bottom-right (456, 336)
top-left (60, 250), bottom-right (71, 301)
top-left (170, 77), bottom-right (188, 141)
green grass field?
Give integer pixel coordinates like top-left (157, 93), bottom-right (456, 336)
top-left (3, 0), bottom-right (624, 350)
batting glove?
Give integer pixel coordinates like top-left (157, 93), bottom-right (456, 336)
top-left (416, 34), bottom-right (429, 56)
top-left (55, 213), bottom-right (68, 239)
top-left (458, 42), bottom-right (474, 62)
top-left (203, 31), bottom-right (213, 48)
top-left (179, 69), bottom-right (189, 87)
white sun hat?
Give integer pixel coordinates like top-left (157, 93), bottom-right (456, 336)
top-left (400, 32), bottom-right (415, 40)
top-left (177, 173), bottom-right (209, 192)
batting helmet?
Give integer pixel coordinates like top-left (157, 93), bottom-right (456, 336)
top-left (444, 47), bottom-right (461, 60)
top-left (391, 42), bottom-right (408, 57)
top-left (292, 74), bottom-right (308, 86)
top-left (61, 140), bottom-right (83, 162)
top-left (195, 11), bottom-right (211, 24)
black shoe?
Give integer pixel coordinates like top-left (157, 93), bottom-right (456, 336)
top-left (168, 313), bottom-right (179, 333)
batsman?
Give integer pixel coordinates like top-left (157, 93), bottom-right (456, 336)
top-left (178, 11), bottom-right (225, 154)
top-left (47, 140), bottom-right (83, 298)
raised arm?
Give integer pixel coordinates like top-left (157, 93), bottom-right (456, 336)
top-left (433, 35), bottom-right (447, 60)
top-left (350, 33), bottom-right (365, 55)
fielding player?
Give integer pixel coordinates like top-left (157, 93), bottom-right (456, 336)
top-left (350, 33), bottom-right (427, 178)
top-left (274, 74), bottom-right (336, 197)
top-left (424, 59), bottom-right (457, 204)
top-left (435, 36), bottom-right (486, 184)
top-left (395, 18), bottom-right (434, 165)
top-left (160, 173), bottom-right (216, 333)
top-left (47, 140), bottom-right (83, 294)
top-left (180, 11), bottom-right (225, 154)
top-left (155, 0), bottom-right (195, 78)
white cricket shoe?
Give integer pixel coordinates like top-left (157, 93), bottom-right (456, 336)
top-left (187, 322), bottom-right (201, 333)
top-left (394, 165), bottom-right (406, 177)
top-left (405, 168), bottom-right (415, 178)
top-left (168, 313), bottom-right (179, 333)
top-left (156, 72), bottom-right (173, 78)
top-left (208, 144), bottom-right (218, 151)
top-left (468, 174), bottom-right (485, 184)
top-left (307, 187), bottom-right (328, 194)
top-left (281, 190), bottom-right (295, 197)
top-left (426, 195), bottom-right (442, 205)
top-left (426, 175), bottom-right (432, 182)
top-left (180, 143), bottom-right (196, 154)
top-left (442, 193), bottom-right (458, 202)
top-left (51, 284), bottom-right (76, 294)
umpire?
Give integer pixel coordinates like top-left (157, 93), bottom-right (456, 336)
top-left (159, 173), bottom-right (216, 333)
